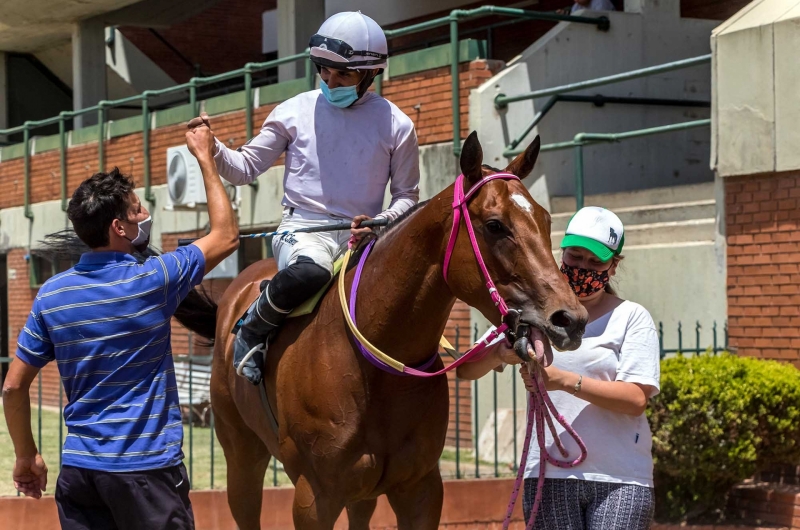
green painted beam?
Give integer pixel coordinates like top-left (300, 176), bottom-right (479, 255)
top-left (33, 134), bottom-right (61, 154)
top-left (0, 143), bottom-right (26, 161)
top-left (109, 115), bottom-right (145, 138)
top-left (204, 91), bottom-right (247, 116)
top-left (71, 125), bottom-right (101, 146)
top-left (259, 78), bottom-right (308, 106)
top-left (154, 103), bottom-right (195, 128)
top-left (387, 39), bottom-right (486, 79)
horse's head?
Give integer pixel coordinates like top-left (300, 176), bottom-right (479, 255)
top-left (446, 132), bottom-right (587, 352)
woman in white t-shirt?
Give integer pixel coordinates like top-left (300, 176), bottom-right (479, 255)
top-left (458, 206), bottom-right (660, 530)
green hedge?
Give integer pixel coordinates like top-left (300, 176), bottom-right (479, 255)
top-left (647, 353), bottom-right (800, 522)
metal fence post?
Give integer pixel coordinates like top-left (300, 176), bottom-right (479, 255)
top-left (474, 378), bottom-right (479, 478)
top-left (97, 103), bottom-right (106, 171)
top-left (273, 456), bottom-right (278, 486)
top-left (450, 14), bottom-right (461, 157)
top-left (658, 321), bottom-right (664, 359)
top-left (210, 410), bottom-right (215, 489)
top-left (59, 113), bottom-right (68, 211)
top-left (455, 325), bottom-right (460, 479)
top-left (678, 321), bottom-right (683, 354)
top-left (244, 64), bottom-right (254, 141)
top-left (713, 321), bottom-right (718, 354)
top-left (141, 93), bottom-right (155, 205)
top-left (23, 124), bottom-right (33, 219)
top-left (59, 386), bottom-right (63, 470)
top-left (189, 79), bottom-right (199, 117)
top-left (493, 370), bottom-right (498, 477)
top-left (695, 321), bottom-right (701, 356)
top-left (574, 143), bottom-right (585, 210)
top-left (188, 355), bottom-right (193, 487)
top-left (512, 365), bottom-right (517, 471)
top-left (37, 372), bottom-right (42, 453)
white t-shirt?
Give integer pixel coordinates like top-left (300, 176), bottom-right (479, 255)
top-left (213, 90), bottom-right (420, 222)
top-left (482, 300), bottom-right (660, 486)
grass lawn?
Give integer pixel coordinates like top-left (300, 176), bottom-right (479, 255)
top-left (0, 405), bottom-right (290, 497)
top-left (0, 406), bottom-right (510, 497)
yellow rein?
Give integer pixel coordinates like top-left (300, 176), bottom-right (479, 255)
top-left (338, 249), bottom-right (456, 373)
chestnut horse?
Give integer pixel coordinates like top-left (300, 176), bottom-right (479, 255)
top-left (175, 132), bottom-right (587, 529)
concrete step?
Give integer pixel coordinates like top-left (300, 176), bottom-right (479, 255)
top-left (551, 218), bottom-right (716, 250)
top-left (552, 199), bottom-right (717, 231)
top-left (550, 182), bottom-right (716, 214)
top-left (551, 199), bottom-right (716, 232)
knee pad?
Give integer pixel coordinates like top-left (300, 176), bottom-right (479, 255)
top-left (266, 256), bottom-right (332, 310)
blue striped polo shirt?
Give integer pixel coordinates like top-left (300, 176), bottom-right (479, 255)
top-left (15, 245), bottom-right (205, 472)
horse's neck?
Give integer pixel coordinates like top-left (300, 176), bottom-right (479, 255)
top-left (351, 196), bottom-right (455, 367)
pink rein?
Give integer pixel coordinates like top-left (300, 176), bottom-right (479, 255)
top-left (350, 172), bottom-right (587, 527)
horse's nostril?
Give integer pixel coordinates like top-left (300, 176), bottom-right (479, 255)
top-left (550, 310), bottom-right (573, 329)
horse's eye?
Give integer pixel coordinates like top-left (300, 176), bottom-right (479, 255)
top-left (486, 220), bottom-right (505, 234)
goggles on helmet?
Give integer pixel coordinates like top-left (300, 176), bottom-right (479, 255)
top-left (309, 34), bottom-right (387, 68)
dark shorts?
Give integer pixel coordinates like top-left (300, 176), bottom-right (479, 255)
top-left (56, 463), bottom-right (194, 530)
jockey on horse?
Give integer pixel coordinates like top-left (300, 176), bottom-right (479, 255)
top-left (189, 11), bottom-right (420, 385)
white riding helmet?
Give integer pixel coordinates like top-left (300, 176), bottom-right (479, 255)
top-left (309, 11), bottom-right (388, 71)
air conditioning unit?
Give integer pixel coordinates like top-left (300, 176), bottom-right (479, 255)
top-left (166, 144), bottom-right (238, 210)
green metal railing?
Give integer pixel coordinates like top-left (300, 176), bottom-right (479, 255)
top-left (497, 54), bottom-right (713, 209)
top-left (0, 6), bottom-right (610, 220)
top-left (0, 319), bottom-right (727, 495)
top-left (505, 118), bottom-right (711, 210)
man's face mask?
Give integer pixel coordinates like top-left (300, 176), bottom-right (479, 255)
top-left (560, 261), bottom-right (611, 298)
top-left (320, 79), bottom-right (359, 108)
top-left (123, 216), bottom-right (152, 253)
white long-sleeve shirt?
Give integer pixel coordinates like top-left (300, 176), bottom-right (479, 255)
top-left (213, 90), bottom-right (420, 221)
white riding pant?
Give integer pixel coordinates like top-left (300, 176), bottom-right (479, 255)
top-left (271, 208), bottom-right (351, 274)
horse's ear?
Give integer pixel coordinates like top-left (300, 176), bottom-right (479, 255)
top-left (504, 135), bottom-right (541, 179)
top-left (459, 131), bottom-right (484, 186)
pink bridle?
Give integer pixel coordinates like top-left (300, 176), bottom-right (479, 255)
top-left (442, 172), bottom-right (519, 350)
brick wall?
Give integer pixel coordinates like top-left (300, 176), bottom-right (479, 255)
top-left (725, 172), bottom-right (800, 366)
top-left (728, 482), bottom-right (800, 529)
top-left (6, 248), bottom-right (64, 409)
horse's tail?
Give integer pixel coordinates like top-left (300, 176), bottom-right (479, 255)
top-left (174, 288), bottom-right (218, 344)
top-left (38, 230), bottom-right (218, 344)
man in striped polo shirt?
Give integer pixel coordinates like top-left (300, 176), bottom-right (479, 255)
top-left (2, 123), bottom-right (237, 529)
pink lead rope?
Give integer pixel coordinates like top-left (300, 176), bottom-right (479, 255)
top-left (443, 174), bottom-right (588, 528)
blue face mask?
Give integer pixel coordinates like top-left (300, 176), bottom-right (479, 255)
top-left (320, 80), bottom-right (359, 108)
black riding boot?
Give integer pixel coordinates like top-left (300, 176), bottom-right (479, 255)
top-left (233, 256), bottom-right (332, 385)
top-left (233, 287), bottom-right (289, 385)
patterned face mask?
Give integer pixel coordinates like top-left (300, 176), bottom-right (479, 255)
top-left (560, 262), bottom-right (611, 298)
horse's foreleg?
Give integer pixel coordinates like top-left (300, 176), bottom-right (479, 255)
top-left (292, 475), bottom-right (345, 530)
top-left (386, 467), bottom-right (444, 530)
top-left (345, 498), bottom-right (378, 530)
top-left (214, 407), bottom-right (271, 530)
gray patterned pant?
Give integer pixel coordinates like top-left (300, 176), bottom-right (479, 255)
top-left (522, 478), bottom-right (654, 530)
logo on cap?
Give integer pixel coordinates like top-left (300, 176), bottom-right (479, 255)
top-left (608, 228), bottom-right (618, 246)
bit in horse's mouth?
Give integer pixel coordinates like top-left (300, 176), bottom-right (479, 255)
top-left (516, 322), bottom-right (554, 367)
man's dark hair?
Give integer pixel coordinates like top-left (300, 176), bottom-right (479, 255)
top-left (67, 167), bottom-right (136, 249)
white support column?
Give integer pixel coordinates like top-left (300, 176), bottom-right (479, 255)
top-left (277, 0), bottom-right (325, 81)
top-left (72, 18), bottom-right (107, 128)
top-left (0, 53), bottom-right (7, 142)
